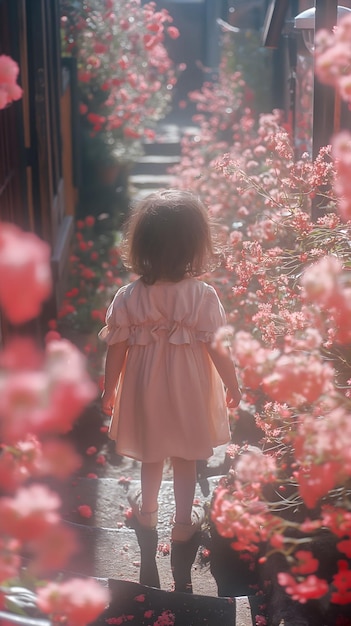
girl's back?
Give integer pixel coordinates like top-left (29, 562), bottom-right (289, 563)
top-left (100, 276), bottom-right (230, 463)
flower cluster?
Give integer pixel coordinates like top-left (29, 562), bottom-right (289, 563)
top-left (60, 0), bottom-right (181, 163)
top-left (0, 219), bottom-right (109, 622)
top-left (314, 14), bottom-right (351, 105)
top-left (172, 40), bottom-right (351, 610)
top-left (56, 216), bottom-right (124, 330)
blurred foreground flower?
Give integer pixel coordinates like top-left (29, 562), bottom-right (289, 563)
top-left (0, 223), bottom-right (52, 324)
top-left (0, 54), bottom-right (23, 109)
top-left (36, 577), bottom-right (109, 626)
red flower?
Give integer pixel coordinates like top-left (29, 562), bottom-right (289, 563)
top-left (291, 550), bottom-right (319, 575)
top-left (337, 539), bottom-right (351, 558)
top-left (86, 446), bottom-right (97, 455)
top-left (331, 561), bottom-right (351, 605)
top-left (297, 462), bottom-right (340, 509)
top-left (278, 572), bottom-right (329, 603)
top-left (45, 330), bottom-right (61, 344)
top-left (123, 127), bottom-right (141, 139)
top-left (85, 215), bottom-right (95, 227)
top-left (78, 504), bottom-right (93, 518)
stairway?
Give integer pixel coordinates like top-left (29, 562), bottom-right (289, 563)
top-left (128, 121), bottom-right (198, 201)
top-left (61, 472), bottom-right (220, 594)
top-left (56, 405), bottom-right (230, 596)
top-left (51, 119), bottom-right (261, 624)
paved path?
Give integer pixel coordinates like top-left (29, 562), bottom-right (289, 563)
top-left (58, 122), bottom-right (260, 624)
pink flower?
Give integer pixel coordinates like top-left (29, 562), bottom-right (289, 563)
top-left (263, 353), bottom-right (333, 407)
top-left (235, 450), bottom-right (277, 484)
top-left (301, 254), bottom-right (343, 307)
top-left (36, 578), bottom-right (109, 626)
top-left (36, 439), bottom-right (82, 479)
top-left (0, 338), bottom-right (96, 443)
top-left (0, 370), bottom-right (52, 443)
top-left (0, 223), bottom-right (52, 324)
top-left (167, 26), bottom-right (179, 39)
top-left (0, 449), bottom-right (30, 492)
top-left (0, 55), bottom-right (23, 109)
top-left (0, 336), bottom-right (43, 370)
top-left (331, 131), bottom-right (351, 221)
top-left (0, 484), bottom-right (61, 542)
top-left (0, 538), bottom-right (21, 583)
top-left (30, 524), bottom-right (78, 572)
top-left (44, 338), bottom-right (97, 432)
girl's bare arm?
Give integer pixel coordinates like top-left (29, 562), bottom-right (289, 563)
top-left (101, 340), bottom-right (129, 413)
top-left (206, 344), bottom-right (241, 408)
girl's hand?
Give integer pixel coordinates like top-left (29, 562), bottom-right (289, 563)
top-left (101, 390), bottom-right (115, 416)
top-left (226, 388), bottom-right (241, 409)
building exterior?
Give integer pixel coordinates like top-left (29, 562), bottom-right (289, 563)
top-left (0, 0), bottom-right (79, 341)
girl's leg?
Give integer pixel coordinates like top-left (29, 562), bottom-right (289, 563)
top-left (172, 457), bottom-right (197, 524)
top-left (140, 460), bottom-right (164, 513)
top-left (171, 457), bottom-right (200, 591)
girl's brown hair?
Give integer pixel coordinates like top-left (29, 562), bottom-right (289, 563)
top-left (122, 189), bottom-right (220, 284)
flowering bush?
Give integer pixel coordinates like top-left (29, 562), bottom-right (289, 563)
top-left (315, 14), bottom-right (351, 106)
top-left (0, 221), bottom-right (109, 624)
top-left (56, 216), bottom-right (126, 335)
top-left (0, 66), bottom-right (109, 622)
top-left (60, 0), bottom-right (181, 164)
top-left (171, 33), bottom-right (351, 613)
top-left (54, 215), bottom-right (129, 391)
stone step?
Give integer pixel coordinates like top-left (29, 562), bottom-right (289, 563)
top-left (129, 173), bottom-right (176, 189)
top-left (92, 579), bottom-right (260, 626)
top-left (143, 141), bottom-right (181, 157)
top-left (142, 123), bottom-right (199, 156)
top-left (0, 580), bottom-right (259, 626)
top-left (62, 520), bottom-right (218, 596)
top-left (131, 155), bottom-right (180, 176)
top-left (62, 476), bottom-right (222, 531)
top-left (60, 476), bottom-right (222, 594)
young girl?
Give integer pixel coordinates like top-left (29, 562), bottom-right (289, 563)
top-left (99, 189), bottom-right (241, 543)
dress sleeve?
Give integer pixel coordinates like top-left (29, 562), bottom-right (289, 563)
top-left (196, 284), bottom-right (227, 342)
top-left (98, 286), bottom-right (130, 345)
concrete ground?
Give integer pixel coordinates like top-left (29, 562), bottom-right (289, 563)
top-left (60, 402), bottom-right (229, 597)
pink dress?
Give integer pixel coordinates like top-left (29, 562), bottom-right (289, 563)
top-left (99, 277), bottom-right (230, 463)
